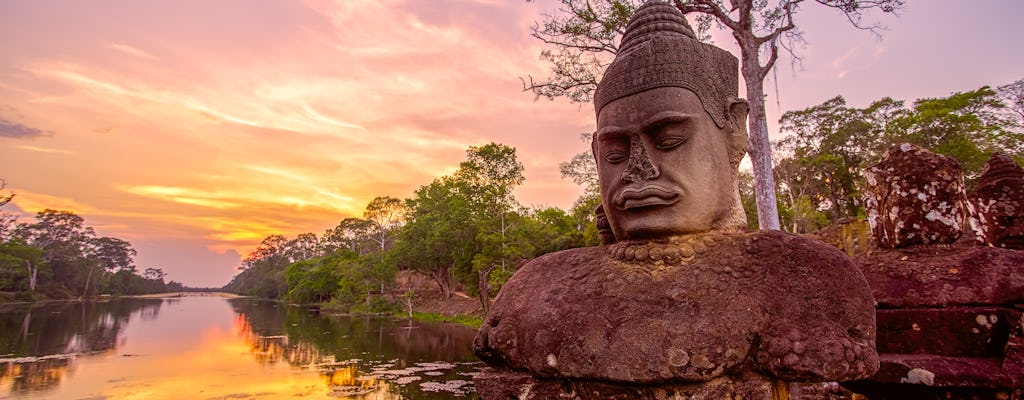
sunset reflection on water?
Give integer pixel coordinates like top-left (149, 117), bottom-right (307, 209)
top-left (0, 297), bottom-right (479, 399)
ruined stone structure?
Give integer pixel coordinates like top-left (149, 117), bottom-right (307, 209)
top-left (473, 3), bottom-right (878, 398)
top-left (863, 143), bottom-right (968, 248)
top-left (850, 145), bottom-right (1024, 399)
top-left (968, 152), bottom-right (1024, 250)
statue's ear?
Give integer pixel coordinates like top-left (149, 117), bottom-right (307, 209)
top-left (727, 97), bottom-right (749, 132)
top-left (726, 97), bottom-right (750, 168)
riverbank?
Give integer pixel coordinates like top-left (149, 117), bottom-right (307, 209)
top-left (319, 289), bottom-right (484, 328)
top-left (126, 292), bottom-right (247, 299)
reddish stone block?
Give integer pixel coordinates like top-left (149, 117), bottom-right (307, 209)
top-left (863, 144), bottom-right (967, 248)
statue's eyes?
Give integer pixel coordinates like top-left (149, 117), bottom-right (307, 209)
top-left (605, 149), bottom-right (627, 163)
top-left (649, 120), bottom-right (691, 150)
top-left (655, 136), bottom-right (686, 149)
top-left (599, 135), bottom-right (629, 163)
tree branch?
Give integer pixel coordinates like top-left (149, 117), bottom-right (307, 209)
top-left (674, 0), bottom-right (741, 32)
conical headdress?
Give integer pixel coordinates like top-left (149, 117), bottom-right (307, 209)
top-left (593, 1), bottom-right (738, 128)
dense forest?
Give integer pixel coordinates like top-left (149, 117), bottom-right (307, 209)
top-left (0, 190), bottom-right (184, 301)
top-left (226, 79), bottom-right (1024, 313)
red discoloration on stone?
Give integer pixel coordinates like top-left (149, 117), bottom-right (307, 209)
top-left (863, 144), bottom-right (967, 248)
top-left (968, 152), bottom-right (1024, 250)
top-left (473, 368), bottom-right (776, 400)
top-left (853, 244), bottom-right (1024, 308)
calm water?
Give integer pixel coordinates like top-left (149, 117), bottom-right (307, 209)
top-left (0, 296), bottom-right (482, 399)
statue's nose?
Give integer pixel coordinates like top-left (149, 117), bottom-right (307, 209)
top-left (622, 135), bottom-right (659, 183)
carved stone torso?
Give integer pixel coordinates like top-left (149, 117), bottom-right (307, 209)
top-left (474, 230), bottom-right (879, 384)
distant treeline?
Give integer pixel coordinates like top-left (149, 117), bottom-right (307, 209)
top-left (0, 197), bottom-right (184, 302)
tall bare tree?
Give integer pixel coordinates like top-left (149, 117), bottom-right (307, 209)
top-left (363, 196), bottom-right (407, 251)
top-left (525, 0), bottom-right (903, 230)
top-left (0, 179), bottom-right (16, 241)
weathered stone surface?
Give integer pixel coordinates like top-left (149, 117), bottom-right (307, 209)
top-left (812, 217), bottom-right (873, 257)
top-left (849, 224), bottom-right (1024, 396)
top-left (595, 202), bottom-right (616, 245)
top-left (968, 152), bottom-right (1024, 249)
top-left (863, 143), bottom-right (968, 248)
top-left (874, 307), bottom-right (1020, 358)
top-left (474, 368), bottom-right (776, 400)
top-left (475, 230), bottom-right (878, 384)
top-left (853, 244), bottom-right (1024, 308)
top-left (863, 305), bottom-right (1024, 392)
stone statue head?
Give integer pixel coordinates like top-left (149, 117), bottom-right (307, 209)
top-left (968, 152), bottom-right (1024, 249)
top-left (592, 2), bottom-right (748, 241)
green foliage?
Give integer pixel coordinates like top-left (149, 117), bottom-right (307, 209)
top-left (285, 254), bottom-right (346, 304)
top-left (227, 142), bottom-right (595, 315)
top-left (0, 208), bottom-right (176, 300)
top-left (889, 86), bottom-right (1021, 179)
top-left (774, 80), bottom-right (1024, 232)
top-left (525, 0), bottom-right (638, 103)
top-left (777, 96), bottom-right (896, 223)
top-left (737, 171), bottom-right (759, 230)
top-left (0, 241), bottom-right (42, 292)
top-left (400, 311), bottom-right (484, 329)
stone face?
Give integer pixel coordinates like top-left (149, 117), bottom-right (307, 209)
top-left (863, 143), bottom-right (968, 248)
top-left (474, 230), bottom-right (878, 384)
top-left (968, 152), bottom-right (1024, 249)
top-left (595, 86), bottom-right (747, 240)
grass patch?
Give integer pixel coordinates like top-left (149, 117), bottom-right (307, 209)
top-left (396, 311), bottom-right (483, 329)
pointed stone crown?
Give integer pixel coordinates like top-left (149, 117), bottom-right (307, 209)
top-left (974, 152), bottom-right (1024, 190)
top-left (593, 1), bottom-right (738, 128)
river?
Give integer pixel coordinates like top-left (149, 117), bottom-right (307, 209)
top-left (0, 295), bottom-right (483, 399)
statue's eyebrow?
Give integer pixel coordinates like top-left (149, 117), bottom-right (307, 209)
top-left (641, 111), bottom-right (692, 133)
top-left (595, 125), bottom-right (629, 141)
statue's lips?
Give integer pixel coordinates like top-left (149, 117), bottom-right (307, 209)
top-left (614, 186), bottom-right (680, 210)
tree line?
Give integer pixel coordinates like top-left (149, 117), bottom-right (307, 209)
top-left (223, 143), bottom-right (600, 313)
top-left (757, 79), bottom-right (1024, 233)
top-left (0, 186), bottom-right (184, 302)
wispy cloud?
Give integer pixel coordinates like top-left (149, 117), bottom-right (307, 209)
top-left (15, 145), bottom-right (75, 154)
top-left (0, 118), bottom-right (50, 139)
top-left (109, 43), bottom-right (158, 60)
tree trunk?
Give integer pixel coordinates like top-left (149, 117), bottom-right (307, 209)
top-left (83, 264), bottom-right (96, 299)
top-left (739, 39), bottom-right (782, 231)
top-left (477, 264), bottom-right (496, 315)
top-left (20, 310), bottom-right (31, 340)
top-left (24, 260), bottom-right (37, 292)
top-left (432, 264), bottom-right (452, 298)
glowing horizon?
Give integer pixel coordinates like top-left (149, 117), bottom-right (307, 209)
top-left (1, 0), bottom-right (1022, 286)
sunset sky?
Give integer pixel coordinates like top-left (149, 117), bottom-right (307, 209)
top-left (2, 0), bottom-right (1022, 287)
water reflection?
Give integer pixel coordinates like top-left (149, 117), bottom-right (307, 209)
top-left (0, 297), bottom-right (481, 399)
top-left (0, 299), bottom-right (165, 395)
top-left (230, 299), bottom-right (481, 399)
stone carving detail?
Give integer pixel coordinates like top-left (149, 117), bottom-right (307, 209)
top-left (863, 143), bottom-right (967, 248)
top-left (968, 152), bottom-right (1024, 249)
top-left (592, 2), bottom-right (737, 129)
top-left (474, 2), bottom-right (878, 398)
